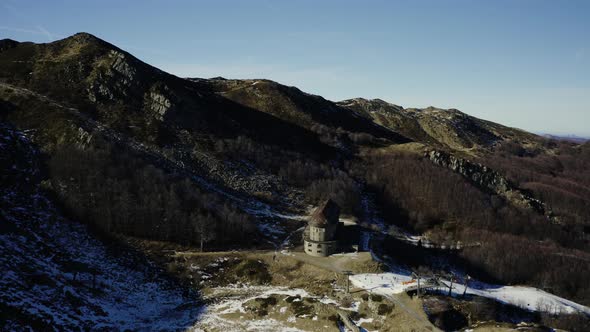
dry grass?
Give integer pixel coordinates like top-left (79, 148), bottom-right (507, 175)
top-left (252, 252), bottom-right (339, 295)
top-left (126, 239), bottom-right (440, 331)
top-left (342, 254), bottom-right (385, 273)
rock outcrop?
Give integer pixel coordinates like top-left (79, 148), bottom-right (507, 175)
top-left (87, 50), bottom-right (139, 102)
top-left (144, 84), bottom-right (175, 120)
top-left (427, 150), bottom-right (552, 219)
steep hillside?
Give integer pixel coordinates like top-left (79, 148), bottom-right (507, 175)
top-left (338, 98), bottom-right (438, 146)
top-left (483, 139), bottom-right (590, 227)
top-left (0, 123), bottom-right (201, 331)
top-left (191, 78), bottom-right (410, 145)
top-left (0, 33), bottom-right (334, 154)
top-left (339, 98), bottom-right (543, 154)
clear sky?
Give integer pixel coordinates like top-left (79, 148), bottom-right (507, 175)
top-left (1, 0), bottom-right (589, 136)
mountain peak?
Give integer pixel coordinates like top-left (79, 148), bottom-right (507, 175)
top-left (51, 32), bottom-right (120, 55)
top-left (0, 38), bottom-right (20, 52)
top-left (69, 32), bottom-right (104, 43)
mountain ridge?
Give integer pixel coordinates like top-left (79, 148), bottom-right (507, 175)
top-left (338, 97), bottom-right (545, 155)
top-left (2, 32), bottom-right (589, 330)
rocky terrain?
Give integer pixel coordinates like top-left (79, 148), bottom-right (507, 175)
top-left (1, 33), bottom-right (589, 331)
top-left (338, 97), bottom-right (543, 155)
top-left (426, 150), bottom-right (550, 218)
top-left (0, 123), bottom-right (201, 330)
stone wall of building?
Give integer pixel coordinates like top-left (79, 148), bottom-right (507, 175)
top-left (304, 239), bottom-right (338, 257)
top-left (309, 226), bottom-right (326, 242)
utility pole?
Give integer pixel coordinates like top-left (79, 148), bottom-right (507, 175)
top-left (433, 273), bottom-right (441, 293)
top-left (412, 272), bottom-right (421, 297)
top-left (448, 273), bottom-right (454, 297)
top-left (463, 275), bottom-right (471, 297)
top-left (342, 270), bottom-right (353, 293)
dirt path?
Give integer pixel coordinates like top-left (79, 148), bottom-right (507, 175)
top-left (281, 251), bottom-right (371, 273)
top-left (382, 292), bottom-right (439, 331)
top-left (282, 250), bottom-right (439, 331)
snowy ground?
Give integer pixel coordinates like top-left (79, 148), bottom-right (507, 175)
top-left (245, 203), bottom-right (309, 247)
top-left (355, 192), bottom-right (590, 316)
top-left (190, 285), bottom-right (330, 332)
top-left (445, 280), bottom-right (590, 315)
top-left (0, 189), bottom-right (203, 330)
top-left (0, 125), bottom-right (202, 331)
top-left (350, 271), bottom-right (590, 315)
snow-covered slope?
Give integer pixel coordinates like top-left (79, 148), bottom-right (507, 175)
top-left (0, 124), bottom-right (202, 331)
top-left (191, 285), bottom-right (311, 332)
top-left (350, 271), bottom-right (590, 316)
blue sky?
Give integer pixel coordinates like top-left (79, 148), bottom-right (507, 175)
top-left (1, 0), bottom-right (589, 136)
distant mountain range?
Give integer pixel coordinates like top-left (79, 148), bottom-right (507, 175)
top-left (540, 133), bottom-right (589, 144)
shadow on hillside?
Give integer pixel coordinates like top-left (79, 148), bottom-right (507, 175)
top-left (0, 116), bottom-right (205, 330)
top-left (372, 232), bottom-right (502, 286)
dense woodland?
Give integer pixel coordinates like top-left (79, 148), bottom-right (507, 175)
top-left (209, 133), bottom-right (590, 306)
top-left (486, 141), bottom-right (590, 227)
top-left (42, 130), bottom-right (590, 305)
top-left (215, 135), bottom-right (363, 215)
top-left (47, 143), bottom-right (256, 250)
top-left (361, 150), bottom-right (590, 305)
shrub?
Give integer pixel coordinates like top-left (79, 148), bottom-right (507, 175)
top-left (377, 303), bottom-right (392, 315)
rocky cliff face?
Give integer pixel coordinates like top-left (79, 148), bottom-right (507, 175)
top-left (87, 50), bottom-right (139, 102)
top-left (426, 150), bottom-right (551, 218)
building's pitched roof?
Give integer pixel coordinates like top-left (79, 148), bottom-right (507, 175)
top-left (309, 199), bottom-right (340, 227)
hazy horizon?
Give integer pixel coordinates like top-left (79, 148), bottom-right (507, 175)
top-left (2, 0), bottom-right (589, 136)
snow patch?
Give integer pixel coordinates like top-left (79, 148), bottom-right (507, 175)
top-left (350, 271), bottom-right (590, 315)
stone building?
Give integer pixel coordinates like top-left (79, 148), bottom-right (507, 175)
top-left (304, 199), bottom-right (341, 257)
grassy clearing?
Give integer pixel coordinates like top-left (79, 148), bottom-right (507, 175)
top-left (124, 237), bottom-right (439, 331)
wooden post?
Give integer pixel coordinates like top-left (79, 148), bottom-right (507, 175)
top-left (346, 272), bottom-right (351, 293)
top-left (448, 274), bottom-right (454, 297)
top-left (412, 272), bottom-right (421, 297)
top-left (449, 277), bottom-right (453, 296)
top-left (343, 270), bottom-right (353, 293)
